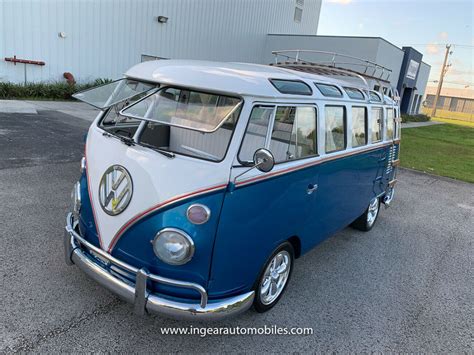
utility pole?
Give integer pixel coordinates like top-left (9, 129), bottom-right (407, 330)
top-left (431, 44), bottom-right (452, 117)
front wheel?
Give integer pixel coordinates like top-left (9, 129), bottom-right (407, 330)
top-left (253, 242), bottom-right (294, 313)
top-left (351, 197), bottom-right (380, 231)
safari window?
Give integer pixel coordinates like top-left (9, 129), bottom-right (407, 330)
top-left (371, 107), bottom-right (383, 143)
top-left (315, 83), bottom-right (343, 98)
top-left (325, 106), bottom-right (346, 153)
top-left (351, 107), bottom-right (367, 147)
top-left (238, 106), bottom-right (274, 163)
top-left (269, 106), bottom-right (317, 163)
top-left (344, 87), bottom-right (365, 100)
top-left (369, 91), bottom-right (382, 102)
top-left (269, 79), bottom-right (312, 95)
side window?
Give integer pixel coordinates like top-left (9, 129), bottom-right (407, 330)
top-left (394, 108), bottom-right (401, 139)
top-left (352, 107), bottom-right (367, 147)
top-left (269, 106), bottom-right (317, 163)
top-left (371, 108), bottom-right (383, 143)
top-left (386, 108), bottom-right (395, 140)
top-left (325, 106), bottom-right (346, 153)
top-left (238, 106), bottom-right (274, 163)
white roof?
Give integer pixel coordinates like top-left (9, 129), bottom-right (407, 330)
top-left (124, 59), bottom-right (359, 98)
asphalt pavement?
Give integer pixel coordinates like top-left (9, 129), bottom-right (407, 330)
top-left (0, 109), bottom-right (472, 352)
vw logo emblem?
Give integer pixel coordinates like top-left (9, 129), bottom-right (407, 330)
top-left (98, 165), bottom-right (133, 216)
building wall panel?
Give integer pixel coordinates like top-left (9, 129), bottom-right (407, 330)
top-left (0, 0), bottom-right (321, 83)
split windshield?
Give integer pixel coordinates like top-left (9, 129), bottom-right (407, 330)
top-left (99, 85), bottom-right (242, 162)
top-left (120, 87), bottom-right (242, 133)
top-left (73, 79), bottom-right (157, 109)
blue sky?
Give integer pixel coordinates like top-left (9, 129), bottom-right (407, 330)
top-left (318, 0), bottom-right (474, 89)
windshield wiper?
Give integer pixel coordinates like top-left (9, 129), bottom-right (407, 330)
top-left (102, 131), bottom-right (136, 146)
top-left (139, 142), bottom-right (175, 159)
top-left (102, 131), bottom-right (174, 158)
top-left (119, 136), bottom-right (136, 146)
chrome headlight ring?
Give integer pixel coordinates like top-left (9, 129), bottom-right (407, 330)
top-left (152, 228), bottom-right (195, 265)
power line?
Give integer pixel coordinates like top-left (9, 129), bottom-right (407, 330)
top-left (397, 43), bottom-right (474, 48)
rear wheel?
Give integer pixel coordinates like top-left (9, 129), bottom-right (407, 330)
top-left (351, 197), bottom-right (380, 231)
top-left (253, 242), bottom-right (294, 313)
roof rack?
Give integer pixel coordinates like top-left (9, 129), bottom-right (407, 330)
top-left (270, 50), bottom-right (393, 90)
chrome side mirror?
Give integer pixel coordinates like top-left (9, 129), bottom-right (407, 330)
top-left (253, 148), bottom-right (275, 173)
top-left (232, 148), bottom-right (275, 186)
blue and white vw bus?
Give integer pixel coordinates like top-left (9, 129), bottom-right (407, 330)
top-left (65, 55), bottom-right (400, 320)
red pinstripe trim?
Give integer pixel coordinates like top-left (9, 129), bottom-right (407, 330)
top-left (107, 183), bottom-right (228, 253)
top-left (85, 143), bottom-right (104, 250)
top-left (236, 142), bottom-right (393, 187)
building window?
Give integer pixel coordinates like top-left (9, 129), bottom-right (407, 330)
top-left (325, 106), bottom-right (346, 153)
top-left (270, 79), bottom-right (312, 95)
top-left (316, 83), bottom-right (343, 98)
top-left (371, 107), bottom-right (383, 143)
top-left (386, 108), bottom-right (395, 139)
top-left (352, 107), bottom-right (367, 147)
top-left (239, 106), bottom-right (274, 163)
top-left (294, 7), bottom-right (303, 22)
top-left (270, 106), bottom-right (317, 162)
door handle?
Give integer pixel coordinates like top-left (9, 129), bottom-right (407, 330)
top-left (307, 183), bottom-right (318, 195)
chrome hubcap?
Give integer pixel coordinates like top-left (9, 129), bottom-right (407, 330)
top-left (367, 198), bottom-right (379, 227)
top-left (259, 250), bottom-right (291, 305)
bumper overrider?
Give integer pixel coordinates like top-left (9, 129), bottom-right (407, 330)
top-left (64, 213), bottom-right (254, 320)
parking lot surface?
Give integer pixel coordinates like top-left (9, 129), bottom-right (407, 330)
top-left (0, 110), bottom-right (472, 352)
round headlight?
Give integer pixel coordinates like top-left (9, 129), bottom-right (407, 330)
top-left (152, 228), bottom-right (194, 265)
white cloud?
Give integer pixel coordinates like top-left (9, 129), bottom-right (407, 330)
top-left (426, 43), bottom-right (440, 55)
top-left (438, 32), bottom-right (449, 40)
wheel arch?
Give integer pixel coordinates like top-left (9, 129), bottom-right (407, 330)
top-left (287, 235), bottom-right (301, 259)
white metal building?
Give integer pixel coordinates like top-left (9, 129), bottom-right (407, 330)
top-left (1, 0), bottom-right (430, 114)
top-left (0, 0), bottom-right (322, 83)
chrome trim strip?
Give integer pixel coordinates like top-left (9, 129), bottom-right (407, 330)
top-left (236, 141), bottom-right (392, 188)
top-left (389, 179), bottom-right (398, 187)
top-left (64, 213), bottom-right (252, 319)
top-left (107, 182), bottom-right (227, 253)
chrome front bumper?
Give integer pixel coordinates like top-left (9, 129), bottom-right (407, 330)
top-left (64, 213), bottom-right (254, 320)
